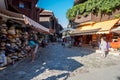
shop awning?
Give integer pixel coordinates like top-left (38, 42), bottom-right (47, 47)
top-left (111, 26), bottom-right (120, 33)
top-left (71, 18), bottom-right (120, 36)
top-left (0, 8), bottom-right (50, 34)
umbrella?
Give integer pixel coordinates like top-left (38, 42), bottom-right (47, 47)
top-left (111, 26), bottom-right (120, 33)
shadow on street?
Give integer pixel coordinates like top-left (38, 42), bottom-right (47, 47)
top-left (117, 77), bottom-right (120, 80)
top-left (0, 43), bottom-right (95, 80)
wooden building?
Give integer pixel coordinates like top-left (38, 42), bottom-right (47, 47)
top-left (39, 10), bottom-right (63, 42)
top-left (5, 0), bottom-right (43, 22)
top-left (0, 0), bottom-right (50, 33)
top-left (74, 0), bottom-right (87, 5)
top-left (70, 0), bottom-right (120, 47)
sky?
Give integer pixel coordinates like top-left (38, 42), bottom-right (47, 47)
top-left (37, 0), bottom-right (74, 28)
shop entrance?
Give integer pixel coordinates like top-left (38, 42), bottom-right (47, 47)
top-left (86, 35), bottom-right (92, 44)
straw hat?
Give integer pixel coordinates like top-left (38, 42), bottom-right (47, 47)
top-left (13, 52), bottom-right (18, 56)
top-left (18, 52), bottom-right (24, 58)
top-left (0, 46), bottom-right (6, 50)
top-left (8, 35), bottom-right (14, 39)
top-left (1, 42), bottom-right (6, 47)
top-left (1, 23), bottom-right (8, 29)
top-left (9, 39), bottom-right (16, 43)
top-left (16, 29), bottom-right (19, 33)
top-left (24, 32), bottom-right (29, 35)
top-left (24, 35), bottom-right (29, 39)
top-left (16, 34), bottom-right (19, 38)
top-left (7, 30), bottom-right (16, 35)
top-left (1, 29), bottom-right (7, 34)
top-left (9, 26), bottom-right (15, 30)
top-left (16, 34), bottom-right (22, 38)
top-left (11, 43), bottom-right (17, 47)
top-left (7, 56), bottom-right (12, 63)
top-left (2, 23), bottom-right (7, 27)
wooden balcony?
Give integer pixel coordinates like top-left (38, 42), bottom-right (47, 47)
top-left (74, 9), bottom-right (120, 24)
top-left (74, 13), bottom-right (92, 23)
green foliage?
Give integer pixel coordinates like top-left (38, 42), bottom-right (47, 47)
top-left (115, 14), bottom-right (120, 18)
top-left (66, 0), bottom-right (120, 20)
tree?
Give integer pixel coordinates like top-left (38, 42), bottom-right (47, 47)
top-left (66, 0), bottom-right (120, 20)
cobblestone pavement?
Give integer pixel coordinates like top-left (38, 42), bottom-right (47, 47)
top-left (0, 43), bottom-right (120, 80)
top-left (68, 64), bottom-right (120, 80)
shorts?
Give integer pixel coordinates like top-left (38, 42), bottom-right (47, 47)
top-left (33, 44), bottom-right (38, 53)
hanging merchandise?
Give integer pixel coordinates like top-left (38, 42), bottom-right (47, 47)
top-left (0, 16), bottom-right (42, 66)
top-left (0, 50), bottom-right (7, 66)
top-left (0, 45), bottom-right (7, 67)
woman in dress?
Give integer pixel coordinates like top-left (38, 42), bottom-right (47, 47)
top-left (100, 37), bottom-right (108, 57)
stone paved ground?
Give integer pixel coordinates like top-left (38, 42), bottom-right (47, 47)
top-left (0, 43), bottom-right (120, 80)
top-left (68, 64), bottom-right (120, 80)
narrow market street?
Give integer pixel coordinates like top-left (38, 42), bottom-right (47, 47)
top-left (0, 43), bottom-right (120, 80)
top-left (0, 0), bottom-right (120, 80)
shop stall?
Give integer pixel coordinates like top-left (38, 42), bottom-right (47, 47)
top-left (0, 9), bottom-right (50, 67)
top-left (70, 18), bottom-right (120, 49)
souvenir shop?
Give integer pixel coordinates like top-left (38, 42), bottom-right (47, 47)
top-left (71, 18), bottom-right (120, 48)
top-left (0, 9), bottom-right (50, 67)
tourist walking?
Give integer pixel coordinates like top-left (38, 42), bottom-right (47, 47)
top-left (100, 37), bottom-right (108, 57)
top-left (61, 38), bottom-right (66, 47)
top-left (29, 32), bottom-right (39, 62)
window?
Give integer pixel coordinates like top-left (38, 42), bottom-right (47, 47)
top-left (19, 2), bottom-right (24, 8)
top-left (28, 2), bottom-right (31, 9)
